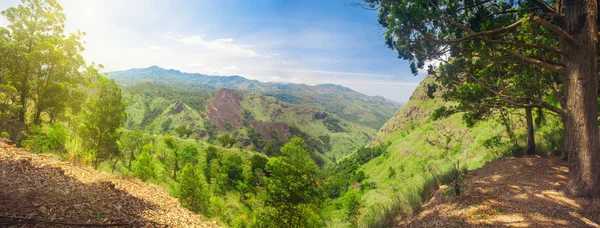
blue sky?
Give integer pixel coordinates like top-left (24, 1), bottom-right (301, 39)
top-left (0, 0), bottom-right (426, 102)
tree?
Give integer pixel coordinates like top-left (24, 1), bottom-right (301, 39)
top-left (80, 73), bottom-right (126, 168)
top-left (263, 137), bottom-right (323, 227)
top-left (118, 130), bottom-right (148, 170)
top-left (343, 189), bottom-right (362, 227)
top-left (218, 133), bottom-right (236, 147)
top-left (204, 119), bottom-right (217, 140)
top-left (204, 146), bottom-right (220, 182)
top-left (366, 0), bottom-right (600, 197)
top-left (133, 145), bottom-right (155, 181)
top-left (180, 144), bottom-right (199, 165)
top-left (1, 0), bottom-right (87, 124)
top-left (163, 136), bottom-right (180, 180)
top-left (178, 163), bottom-right (210, 213)
top-left (175, 125), bottom-right (194, 138)
top-left (222, 154), bottom-right (244, 187)
top-left (250, 154), bottom-right (268, 173)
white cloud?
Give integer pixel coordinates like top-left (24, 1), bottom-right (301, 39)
top-left (265, 68), bottom-right (398, 78)
top-left (187, 64), bottom-right (240, 75)
top-left (169, 34), bottom-right (264, 58)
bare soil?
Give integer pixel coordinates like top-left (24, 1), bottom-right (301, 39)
top-left (399, 157), bottom-right (600, 227)
top-left (0, 139), bottom-right (218, 227)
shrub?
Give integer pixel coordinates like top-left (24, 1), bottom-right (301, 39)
top-left (0, 132), bottom-right (10, 139)
top-left (133, 147), bottom-right (155, 181)
top-left (22, 124), bottom-right (66, 153)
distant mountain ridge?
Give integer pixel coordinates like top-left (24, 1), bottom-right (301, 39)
top-left (107, 66), bottom-right (401, 129)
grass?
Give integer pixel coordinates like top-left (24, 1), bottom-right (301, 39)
top-left (241, 92), bottom-right (376, 161)
top-left (321, 76), bottom-right (563, 227)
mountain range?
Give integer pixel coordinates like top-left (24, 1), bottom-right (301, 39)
top-left (107, 66), bottom-right (401, 129)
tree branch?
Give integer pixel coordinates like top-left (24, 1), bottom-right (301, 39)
top-left (531, 0), bottom-right (556, 13)
top-left (482, 39), bottom-right (563, 55)
top-left (502, 49), bottom-right (563, 74)
top-left (439, 59), bottom-right (566, 117)
top-left (532, 16), bottom-right (576, 43)
top-left (408, 18), bottom-right (525, 45)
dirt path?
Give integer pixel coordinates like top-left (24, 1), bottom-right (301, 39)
top-left (399, 157), bottom-right (600, 227)
top-left (0, 139), bottom-right (218, 227)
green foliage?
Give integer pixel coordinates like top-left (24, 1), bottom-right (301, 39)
top-left (133, 145), bottom-right (155, 181)
top-left (430, 106), bottom-right (455, 121)
top-left (180, 144), bottom-right (199, 165)
top-left (0, 131), bottom-right (10, 139)
top-left (222, 154), bottom-right (244, 187)
top-left (0, 0), bottom-right (87, 124)
top-left (175, 125), bottom-right (194, 138)
top-left (179, 163), bottom-right (210, 213)
top-left (241, 110), bottom-right (254, 127)
top-left (263, 137), bottom-right (323, 227)
top-left (323, 118), bottom-right (345, 133)
top-left (118, 130), bottom-right (149, 170)
top-left (22, 124), bottom-right (67, 153)
top-left (246, 127), bottom-right (263, 149)
top-left (224, 120), bottom-right (233, 131)
top-left (80, 74), bottom-right (126, 168)
top-left (388, 167), bottom-right (396, 178)
top-left (204, 146), bottom-right (220, 181)
top-left (343, 189), bottom-right (362, 226)
top-left (161, 118), bottom-right (172, 132)
top-left (204, 119), bottom-right (218, 140)
top-left (250, 154), bottom-right (268, 173)
top-left (218, 134), bottom-right (236, 148)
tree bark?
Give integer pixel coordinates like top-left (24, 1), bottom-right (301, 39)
top-left (563, 0), bottom-right (600, 197)
top-left (525, 107), bottom-right (536, 155)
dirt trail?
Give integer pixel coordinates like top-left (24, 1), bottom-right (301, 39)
top-left (0, 139), bottom-right (218, 227)
top-left (399, 157), bottom-right (600, 227)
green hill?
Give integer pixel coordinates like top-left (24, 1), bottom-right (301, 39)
top-left (107, 66), bottom-right (401, 129)
top-left (122, 83), bottom-right (376, 162)
top-left (320, 75), bottom-right (563, 227)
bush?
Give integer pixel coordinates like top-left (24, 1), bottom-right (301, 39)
top-left (218, 134), bottom-right (236, 147)
top-left (22, 124), bottom-right (67, 153)
top-left (133, 146), bottom-right (155, 181)
top-left (179, 163), bottom-right (210, 213)
top-left (0, 132), bottom-right (10, 139)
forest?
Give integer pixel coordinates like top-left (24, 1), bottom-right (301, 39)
top-left (1, 0), bottom-right (600, 227)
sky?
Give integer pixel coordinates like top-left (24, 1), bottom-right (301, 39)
top-left (0, 0), bottom-right (426, 102)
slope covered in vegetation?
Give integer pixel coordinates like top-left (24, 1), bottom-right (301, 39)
top-left (123, 83), bottom-right (374, 162)
top-left (107, 66), bottom-right (401, 129)
top-left (319, 75), bottom-right (564, 227)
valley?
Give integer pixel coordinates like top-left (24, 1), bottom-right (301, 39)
top-left (2, 0), bottom-right (600, 227)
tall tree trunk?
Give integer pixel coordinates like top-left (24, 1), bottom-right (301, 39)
top-left (525, 107), bottom-right (535, 155)
top-left (111, 158), bottom-right (119, 173)
top-left (33, 108), bottom-right (42, 125)
top-left (563, 0), bottom-right (600, 197)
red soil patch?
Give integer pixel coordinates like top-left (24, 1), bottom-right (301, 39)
top-left (249, 121), bottom-right (290, 142)
top-left (399, 157), bottom-right (600, 227)
top-left (205, 88), bottom-right (244, 132)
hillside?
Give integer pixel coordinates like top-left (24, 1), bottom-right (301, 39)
top-left (400, 156), bottom-right (600, 227)
top-left (107, 66), bottom-right (401, 129)
top-left (0, 139), bottom-right (218, 227)
top-left (320, 74), bottom-right (564, 227)
top-left (123, 83), bottom-right (374, 161)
